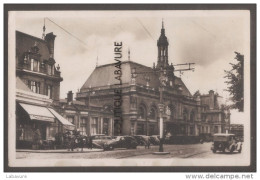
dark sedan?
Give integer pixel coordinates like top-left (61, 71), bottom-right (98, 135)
top-left (108, 136), bottom-right (138, 149)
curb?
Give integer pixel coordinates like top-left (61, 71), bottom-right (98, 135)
top-left (16, 149), bottom-right (104, 153)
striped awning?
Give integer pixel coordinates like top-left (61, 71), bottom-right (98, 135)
top-left (48, 108), bottom-right (75, 129)
top-left (19, 103), bottom-right (55, 122)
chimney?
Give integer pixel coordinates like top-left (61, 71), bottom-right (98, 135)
top-left (45, 32), bottom-right (56, 58)
top-left (67, 91), bottom-right (73, 103)
top-left (209, 90), bottom-right (214, 110)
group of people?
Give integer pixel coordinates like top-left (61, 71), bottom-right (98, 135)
top-left (63, 130), bottom-right (93, 151)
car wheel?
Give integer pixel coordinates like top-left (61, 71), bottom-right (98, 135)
top-left (238, 147), bottom-right (242, 153)
top-left (212, 149), bottom-right (216, 153)
top-left (230, 146), bottom-right (235, 153)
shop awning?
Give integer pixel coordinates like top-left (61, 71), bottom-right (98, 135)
top-left (48, 108), bottom-right (75, 130)
top-left (19, 103), bottom-right (55, 122)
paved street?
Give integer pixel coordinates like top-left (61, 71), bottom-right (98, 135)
top-left (16, 142), bottom-right (244, 159)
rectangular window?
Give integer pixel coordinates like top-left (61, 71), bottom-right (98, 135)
top-left (91, 117), bottom-right (98, 135)
top-left (46, 85), bottom-right (52, 99)
top-left (28, 80), bottom-right (40, 94)
top-left (30, 59), bottom-right (34, 71)
top-left (80, 117), bottom-right (88, 135)
top-left (103, 118), bottom-right (109, 135)
top-left (30, 59), bottom-right (39, 72)
top-left (47, 64), bottom-right (53, 75)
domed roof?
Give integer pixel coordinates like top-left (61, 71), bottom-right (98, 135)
top-left (157, 33), bottom-right (168, 46)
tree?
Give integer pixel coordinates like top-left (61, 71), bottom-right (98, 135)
top-left (224, 52), bottom-right (244, 112)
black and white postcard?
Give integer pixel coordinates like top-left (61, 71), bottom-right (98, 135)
top-left (5, 4), bottom-right (256, 172)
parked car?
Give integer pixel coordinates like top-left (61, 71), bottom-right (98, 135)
top-left (107, 136), bottom-right (138, 149)
top-left (91, 134), bottom-right (115, 150)
top-left (133, 135), bottom-right (148, 146)
top-left (211, 133), bottom-right (242, 153)
top-left (149, 135), bottom-right (160, 145)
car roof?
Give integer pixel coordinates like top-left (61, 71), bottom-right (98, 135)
top-left (213, 133), bottom-right (235, 136)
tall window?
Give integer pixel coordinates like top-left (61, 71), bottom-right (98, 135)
top-left (30, 59), bottom-right (39, 72)
top-left (190, 126), bottom-right (194, 135)
top-left (103, 118), bottom-right (109, 135)
top-left (80, 117), bottom-right (88, 135)
top-left (28, 80), bottom-right (40, 94)
top-left (47, 64), bottom-right (53, 75)
top-left (46, 85), bottom-right (52, 99)
top-left (214, 126), bottom-right (218, 133)
top-left (149, 124), bottom-right (155, 135)
top-left (190, 111), bottom-right (195, 122)
top-left (138, 105), bottom-right (146, 119)
top-left (183, 108), bottom-right (188, 121)
top-left (91, 117), bottom-right (98, 135)
top-left (149, 107), bottom-right (156, 120)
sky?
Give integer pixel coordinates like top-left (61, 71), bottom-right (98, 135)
top-left (12, 10), bottom-right (250, 124)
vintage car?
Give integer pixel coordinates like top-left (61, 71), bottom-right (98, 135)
top-left (92, 134), bottom-right (115, 150)
top-left (149, 135), bottom-right (160, 145)
top-left (133, 135), bottom-right (149, 146)
top-left (211, 133), bottom-right (242, 153)
top-left (107, 136), bottom-right (138, 150)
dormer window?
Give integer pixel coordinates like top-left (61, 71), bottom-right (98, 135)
top-left (47, 64), bottom-right (54, 75)
top-left (30, 59), bottom-right (39, 72)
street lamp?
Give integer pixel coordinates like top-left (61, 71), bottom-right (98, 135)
top-left (131, 63), bottom-right (194, 154)
top-left (131, 67), bottom-right (169, 154)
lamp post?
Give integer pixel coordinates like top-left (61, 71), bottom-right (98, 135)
top-left (131, 63), bottom-right (194, 154)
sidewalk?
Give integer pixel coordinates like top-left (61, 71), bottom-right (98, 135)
top-left (16, 148), bottom-right (104, 153)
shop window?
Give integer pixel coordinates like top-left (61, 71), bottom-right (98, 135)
top-left (91, 117), bottom-right (98, 135)
top-left (47, 124), bottom-right (58, 140)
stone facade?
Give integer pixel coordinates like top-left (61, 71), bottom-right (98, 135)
top-left (76, 22), bottom-right (231, 137)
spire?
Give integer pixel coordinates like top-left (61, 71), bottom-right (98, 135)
top-left (161, 18), bottom-right (165, 35)
top-left (157, 20), bottom-right (169, 69)
top-left (42, 18), bottom-right (46, 39)
top-left (162, 18), bottom-right (164, 29)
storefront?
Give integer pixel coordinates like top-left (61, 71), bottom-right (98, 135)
top-left (16, 77), bottom-right (74, 149)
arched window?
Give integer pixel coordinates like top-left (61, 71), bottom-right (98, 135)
top-left (149, 107), bottom-right (157, 120)
top-left (138, 105), bottom-right (147, 119)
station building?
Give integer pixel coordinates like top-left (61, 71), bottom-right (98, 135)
top-left (76, 22), bottom-right (230, 137)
